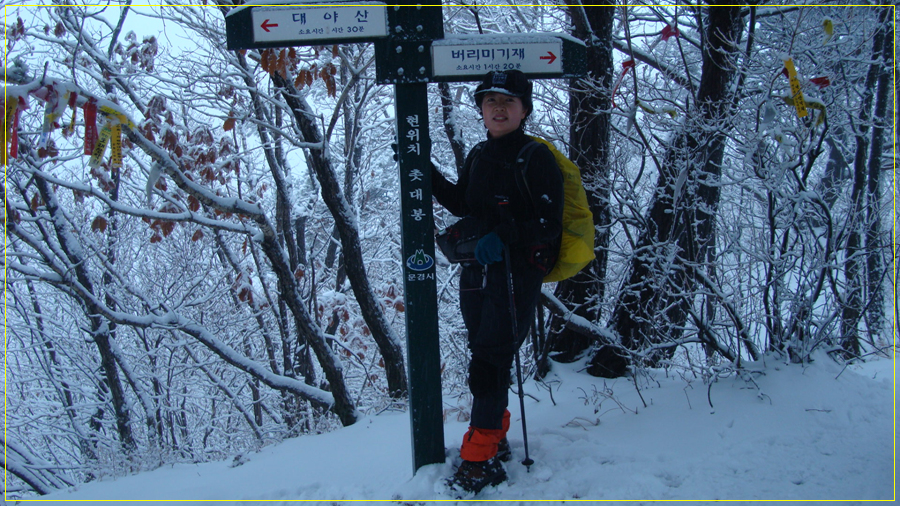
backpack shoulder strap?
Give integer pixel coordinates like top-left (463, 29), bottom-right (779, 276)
top-left (513, 140), bottom-right (542, 208)
top-left (464, 141), bottom-right (487, 181)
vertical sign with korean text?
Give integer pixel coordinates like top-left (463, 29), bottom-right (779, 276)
top-left (395, 82), bottom-right (445, 472)
top-left (378, 0), bottom-right (446, 474)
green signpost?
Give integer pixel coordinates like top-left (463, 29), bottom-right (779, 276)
top-left (374, 1), bottom-right (446, 472)
top-left (225, 1), bottom-right (585, 474)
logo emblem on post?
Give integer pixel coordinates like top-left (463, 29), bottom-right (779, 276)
top-left (406, 250), bottom-right (435, 272)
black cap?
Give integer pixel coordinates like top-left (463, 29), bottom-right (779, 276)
top-left (474, 70), bottom-right (533, 112)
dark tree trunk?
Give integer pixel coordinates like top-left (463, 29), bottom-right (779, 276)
top-left (439, 81), bottom-right (468, 173)
top-left (291, 216), bottom-right (317, 387)
top-left (272, 72), bottom-right (409, 399)
top-left (598, 5), bottom-right (744, 374)
top-left (33, 176), bottom-right (137, 451)
top-left (864, 8), bottom-right (892, 341)
top-left (817, 127), bottom-right (850, 214)
top-left (545, 4), bottom-right (615, 370)
top-left (841, 8), bottom-right (889, 358)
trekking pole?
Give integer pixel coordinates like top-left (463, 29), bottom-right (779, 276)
top-left (502, 245), bottom-right (535, 470)
top-left (535, 302), bottom-right (550, 380)
top-left (532, 306), bottom-right (541, 364)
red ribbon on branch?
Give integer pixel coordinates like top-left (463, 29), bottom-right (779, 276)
top-left (11, 106), bottom-right (20, 159)
top-left (3, 97), bottom-right (21, 165)
top-left (809, 77), bottom-right (831, 88)
top-left (611, 60), bottom-right (636, 109)
top-left (661, 24), bottom-right (680, 41)
top-left (84, 99), bottom-right (98, 155)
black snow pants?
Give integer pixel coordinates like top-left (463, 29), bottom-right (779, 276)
top-left (459, 260), bottom-right (544, 430)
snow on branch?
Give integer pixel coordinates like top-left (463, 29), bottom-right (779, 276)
top-left (22, 166), bottom-right (255, 235)
top-left (540, 288), bottom-right (619, 345)
top-left (5, 76), bottom-right (272, 241)
top-left (1, 435), bottom-right (75, 495)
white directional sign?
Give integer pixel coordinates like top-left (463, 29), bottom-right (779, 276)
top-left (234, 2), bottom-right (388, 47)
top-left (432, 35), bottom-right (564, 78)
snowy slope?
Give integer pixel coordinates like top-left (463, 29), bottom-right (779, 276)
top-left (38, 354), bottom-right (896, 504)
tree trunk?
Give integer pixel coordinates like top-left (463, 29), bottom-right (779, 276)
top-left (546, 4), bottom-right (616, 370)
top-left (439, 81), bottom-right (468, 173)
top-left (272, 73), bottom-right (409, 399)
top-left (599, 5), bottom-right (744, 374)
top-left (817, 127), bottom-right (850, 214)
top-left (841, 7), bottom-right (889, 357)
top-left (16, 275), bottom-right (100, 466)
top-left (864, 7), bottom-right (892, 342)
top-left (2, 436), bottom-right (74, 494)
top-left (33, 175), bottom-right (137, 452)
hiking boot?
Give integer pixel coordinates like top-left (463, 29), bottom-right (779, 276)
top-left (496, 437), bottom-right (511, 462)
top-left (446, 457), bottom-right (507, 494)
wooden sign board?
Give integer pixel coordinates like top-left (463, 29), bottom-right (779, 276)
top-left (226, 1), bottom-right (388, 50)
top-left (430, 34), bottom-right (586, 81)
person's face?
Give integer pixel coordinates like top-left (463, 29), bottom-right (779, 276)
top-left (481, 92), bottom-right (528, 138)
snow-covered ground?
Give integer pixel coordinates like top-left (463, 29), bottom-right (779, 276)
top-left (38, 353), bottom-right (896, 504)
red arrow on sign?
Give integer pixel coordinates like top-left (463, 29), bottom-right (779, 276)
top-left (540, 51), bottom-right (557, 65)
top-left (260, 19), bottom-right (279, 32)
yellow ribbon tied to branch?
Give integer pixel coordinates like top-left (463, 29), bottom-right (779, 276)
top-left (110, 124), bottom-right (123, 168)
top-left (823, 19), bottom-right (834, 44)
top-left (99, 105), bottom-right (135, 129)
top-left (90, 107), bottom-right (132, 168)
top-left (3, 97), bottom-right (19, 166)
top-left (783, 58), bottom-right (808, 119)
top-left (89, 122), bottom-right (113, 168)
top-left (780, 95), bottom-right (827, 126)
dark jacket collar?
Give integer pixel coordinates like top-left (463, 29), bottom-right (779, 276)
top-left (484, 128), bottom-right (529, 152)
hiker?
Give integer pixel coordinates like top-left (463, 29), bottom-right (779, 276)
top-left (431, 70), bottom-right (564, 494)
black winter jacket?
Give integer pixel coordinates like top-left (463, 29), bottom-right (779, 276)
top-left (431, 130), bottom-right (564, 270)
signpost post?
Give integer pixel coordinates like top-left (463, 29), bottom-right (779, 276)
top-left (225, 1), bottom-right (585, 475)
top-left (373, 1), bottom-right (446, 473)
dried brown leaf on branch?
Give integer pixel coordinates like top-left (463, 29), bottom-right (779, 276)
top-left (91, 216), bottom-right (108, 233)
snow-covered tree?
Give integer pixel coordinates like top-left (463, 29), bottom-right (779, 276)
top-left (2, 2), bottom-right (893, 497)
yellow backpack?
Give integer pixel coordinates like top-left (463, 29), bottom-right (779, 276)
top-left (463, 135), bottom-right (595, 282)
top-left (526, 137), bottom-right (595, 282)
